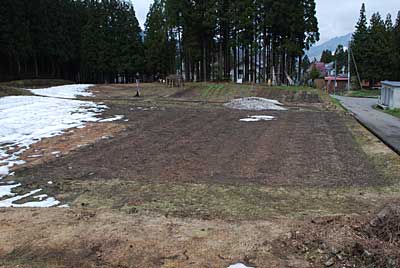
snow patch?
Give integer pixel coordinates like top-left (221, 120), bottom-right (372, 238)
top-left (99, 115), bottom-right (125, 122)
top-left (0, 95), bottom-right (108, 170)
top-left (0, 166), bottom-right (9, 177)
top-left (33, 194), bottom-right (48, 201)
top-left (0, 183), bottom-right (21, 198)
top-left (240, 115), bottom-right (276, 122)
top-left (27, 154), bottom-right (42, 158)
top-left (225, 97), bottom-right (286, 111)
top-left (228, 263), bottom-right (254, 268)
top-left (28, 84), bottom-right (94, 99)
top-left (0, 84), bottom-right (124, 208)
top-left (0, 188), bottom-right (60, 208)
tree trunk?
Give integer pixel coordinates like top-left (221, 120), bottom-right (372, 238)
top-left (34, 55), bottom-right (39, 78)
top-left (203, 39), bottom-right (207, 82)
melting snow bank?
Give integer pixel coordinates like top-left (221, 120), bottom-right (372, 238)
top-left (228, 263), bottom-right (254, 268)
top-left (0, 86), bottom-right (124, 207)
top-left (240, 115), bottom-right (276, 122)
top-left (0, 95), bottom-right (108, 169)
top-left (28, 84), bottom-right (94, 99)
top-left (224, 97), bottom-right (286, 111)
top-left (0, 188), bottom-right (60, 208)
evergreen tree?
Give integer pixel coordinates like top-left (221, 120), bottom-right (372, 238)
top-left (351, 3), bottom-right (369, 81)
top-left (384, 14), bottom-right (395, 80)
top-left (334, 45), bottom-right (348, 74)
top-left (0, 0), bottom-right (319, 84)
top-left (144, 0), bottom-right (175, 80)
top-left (0, 0), bottom-right (144, 83)
top-left (320, 50), bottom-right (334, 63)
top-left (365, 13), bottom-right (389, 83)
top-left (159, 0), bottom-right (319, 84)
top-left (350, 6), bottom-right (400, 84)
top-left (394, 11), bottom-right (400, 80)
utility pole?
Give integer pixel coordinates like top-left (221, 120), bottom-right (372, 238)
top-left (347, 41), bottom-right (351, 91)
top-left (334, 60), bottom-right (337, 96)
top-left (351, 48), bottom-right (363, 90)
top-left (178, 12), bottom-right (183, 77)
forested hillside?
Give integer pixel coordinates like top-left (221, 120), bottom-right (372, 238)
top-left (0, 0), bottom-right (319, 84)
top-left (145, 0), bottom-right (319, 84)
top-left (0, 0), bottom-right (143, 83)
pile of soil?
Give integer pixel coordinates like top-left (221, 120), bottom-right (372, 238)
top-left (363, 203), bottom-right (400, 244)
top-left (224, 97), bottom-right (287, 111)
top-left (276, 204), bottom-right (400, 267)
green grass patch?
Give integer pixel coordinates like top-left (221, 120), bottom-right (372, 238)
top-left (342, 89), bottom-right (380, 98)
top-left (384, 108), bottom-right (400, 118)
top-left (373, 106), bottom-right (400, 119)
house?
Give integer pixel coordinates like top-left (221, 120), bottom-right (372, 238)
top-left (309, 62), bottom-right (327, 77)
top-left (324, 62), bottom-right (335, 76)
top-left (379, 81), bottom-right (400, 109)
top-left (324, 76), bottom-right (349, 93)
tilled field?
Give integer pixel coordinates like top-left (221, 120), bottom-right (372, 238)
top-left (19, 105), bottom-right (380, 188)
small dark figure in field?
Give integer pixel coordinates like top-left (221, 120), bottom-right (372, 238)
top-left (135, 73), bottom-right (141, 97)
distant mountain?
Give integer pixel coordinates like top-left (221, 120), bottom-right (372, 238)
top-left (306, 33), bottom-right (352, 61)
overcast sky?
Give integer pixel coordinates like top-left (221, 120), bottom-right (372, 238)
top-left (132, 0), bottom-right (400, 44)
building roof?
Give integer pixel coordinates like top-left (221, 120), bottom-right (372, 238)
top-left (381, 81), bottom-right (400, 87)
top-left (325, 76), bottom-right (349, 81)
top-left (314, 62), bottom-right (326, 72)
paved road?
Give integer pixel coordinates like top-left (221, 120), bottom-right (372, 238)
top-left (335, 96), bottom-right (400, 154)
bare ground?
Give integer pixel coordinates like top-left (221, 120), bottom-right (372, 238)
top-left (18, 107), bottom-right (381, 187)
top-left (1, 83), bottom-right (399, 268)
top-left (0, 208), bottom-right (298, 268)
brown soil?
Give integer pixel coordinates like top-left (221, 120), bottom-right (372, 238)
top-left (0, 208), bottom-right (296, 268)
top-left (14, 123), bottom-right (126, 172)
top-left (18, 106), bottom-right (381, 188)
